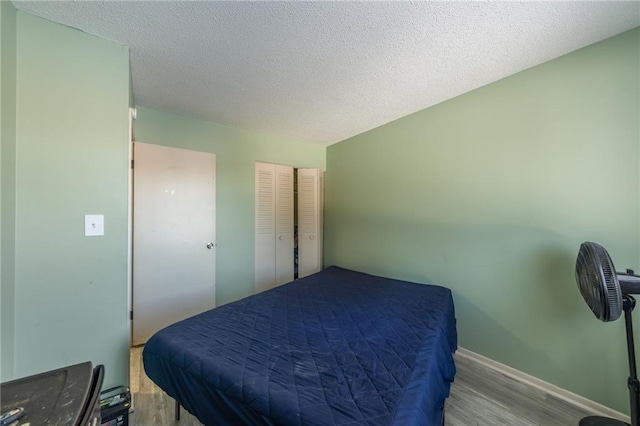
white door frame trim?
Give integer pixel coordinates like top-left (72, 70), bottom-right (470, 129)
top-left (127, 107), bottom-right (135, 348)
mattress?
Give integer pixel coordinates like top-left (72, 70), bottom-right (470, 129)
top-left (143, 266), bottom-right (457, 426)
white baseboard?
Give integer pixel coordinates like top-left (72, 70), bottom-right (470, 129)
top-left (456, 346), bottom-right (630, 423)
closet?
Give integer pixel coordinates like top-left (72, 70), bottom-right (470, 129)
top-left (297, 168), bottom-right (323, 279)
top-left (255, 162), bottom-right (323, 293)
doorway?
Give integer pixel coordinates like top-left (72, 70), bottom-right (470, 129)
top-left (131, 142), bottom-right (216, 346)
top-left (254, 162), bottom-right (323, 292)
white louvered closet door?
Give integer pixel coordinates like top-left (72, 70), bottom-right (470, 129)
top-left (255, 162), bottom-right (294, 293)
top-left (298, 168), bottom-right (324, 278)
top-left (255, 162), bottom-right (276, 293)
top-left (275, 165), bottom-right (294, 286)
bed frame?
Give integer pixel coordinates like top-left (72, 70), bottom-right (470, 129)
top-left (144, 266), bottom-right (457, 425)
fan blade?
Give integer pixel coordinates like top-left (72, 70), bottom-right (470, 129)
top-left (575, 241), bottom-right (623, 322)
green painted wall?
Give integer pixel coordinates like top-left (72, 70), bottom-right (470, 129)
top-left (1, 0), bottom-right (17, 381)
top-left (13, 12), bottom-right (130, 387)
top-left (129, 64), bottom-right (134, 108)
top-left (325, 28), bottom-right (640, 413)
top-left (134, 107), bottom-right (326, 305)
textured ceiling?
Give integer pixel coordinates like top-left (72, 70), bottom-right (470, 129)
top-left (13, 1), bottom-right (640, 145)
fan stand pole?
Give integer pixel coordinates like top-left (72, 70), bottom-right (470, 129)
top-left (623, 295), bottom-right (639, 426)
top-left (579, 296), bottom-right (639, 426)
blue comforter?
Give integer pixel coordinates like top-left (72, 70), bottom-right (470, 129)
top-left (143, 266), bottom-right (457, 425)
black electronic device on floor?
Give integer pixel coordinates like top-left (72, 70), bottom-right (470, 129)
top-left (0, 362), bottom-right (104, 426)
top-left (100, 386), bottom-right (131, 426)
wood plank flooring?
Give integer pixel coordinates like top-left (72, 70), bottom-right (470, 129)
top-left (130, 346), bottom-right (600, 425)
top-left (130, 346), bottom-right (201, 426)
top-left (444, 354), bottom-right (596, 425)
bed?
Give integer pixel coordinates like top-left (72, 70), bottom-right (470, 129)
top-left (143, 266), bottom-right (457, 426)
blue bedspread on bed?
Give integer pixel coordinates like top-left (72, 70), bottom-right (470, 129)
top-left (143, 266), bottom-right (457, 426)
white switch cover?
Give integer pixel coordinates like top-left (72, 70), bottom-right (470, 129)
top-left (85, 214), bottom-right (104, 236)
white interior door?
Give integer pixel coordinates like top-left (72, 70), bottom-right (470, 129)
top-left (298, 168), bottom-right (323, 278)
top-left (132, 142), bottom-right (216, 346)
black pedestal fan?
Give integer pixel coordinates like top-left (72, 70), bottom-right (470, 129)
top-left (575, 242), bottom-right (640, 426)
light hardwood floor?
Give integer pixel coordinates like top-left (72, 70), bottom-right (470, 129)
top-left (130, 346), bottom-right (600, 425)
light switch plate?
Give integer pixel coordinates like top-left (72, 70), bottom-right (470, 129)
top-left (85, 214), bottom-right (104, 236)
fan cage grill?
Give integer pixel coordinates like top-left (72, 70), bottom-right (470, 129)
top-left (576, 242), bottom-right (622, 322)
top-left (598, 248), bottom-right (622, 321)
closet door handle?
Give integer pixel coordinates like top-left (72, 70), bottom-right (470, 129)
top-left (279, 236), bottom-right (284, 240)
top-left (206, 242), bottom-right (215, 249)
top-left (309, 235), bottom-right (315, 240)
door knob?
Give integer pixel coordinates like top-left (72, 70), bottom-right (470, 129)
top-left (206, 242), bottom-right (215, 249)
top-left (309, 235), bottom-right (315, 240)
top-left (279, 236), bottom-right (284, 240)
